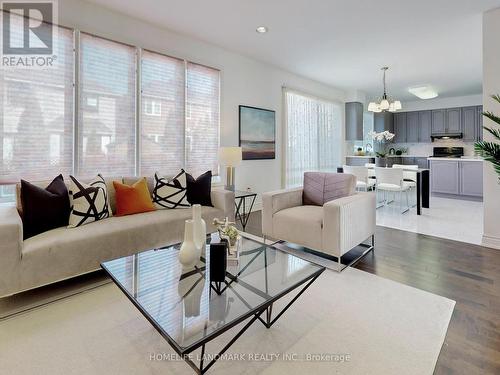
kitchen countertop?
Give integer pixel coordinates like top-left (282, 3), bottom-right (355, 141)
top-left (347, 155), bottom-right (427, 158)
top-left (427, 157), bottom-right (483, 162)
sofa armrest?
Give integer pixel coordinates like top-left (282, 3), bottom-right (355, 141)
top-left (322, 192), bottom-right (376, 257)
top-left (262, 187), bottom-right (303, 237)
top-left (0, 206), bottom-right (23, 297)
top-left (211, 189), bottom-right (235, 221)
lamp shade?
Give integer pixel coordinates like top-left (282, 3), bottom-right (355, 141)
top-left (218, 147), bottom-right (242, 167)
top-left (380, 99), bottom-right (390, 110)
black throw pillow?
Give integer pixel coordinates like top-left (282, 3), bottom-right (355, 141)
top-left (21, 174), bottom-right (70, 239)
top-left (186, 171), bottom-right (213, 207)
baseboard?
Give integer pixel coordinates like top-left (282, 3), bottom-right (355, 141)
top-left (481, 234), bottom-right (500, 250)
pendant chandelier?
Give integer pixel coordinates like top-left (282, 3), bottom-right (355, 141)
top-left (368, 67), bottom-right (402, 113)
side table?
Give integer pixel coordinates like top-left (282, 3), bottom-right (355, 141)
top-left (233, 190), bottom-right (257, 232)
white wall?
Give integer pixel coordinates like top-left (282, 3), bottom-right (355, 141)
top-left (482, 8), bottom-right (500, 250)
top-left (59, 0), bottom-right (347, 210)
top-left (401, 94), bottom-right (482, 112)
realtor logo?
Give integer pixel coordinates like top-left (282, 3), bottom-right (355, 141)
top-left (2, 1), bottom-right (53, 54)
top-left (1, 0), bottom-right (58, 67)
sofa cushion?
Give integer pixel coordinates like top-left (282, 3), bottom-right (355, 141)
top-left (273, 205), bottom-right (323, 251)
top-left (20, 175), bottom-right (70, 239)
top-left (186, 170), bottom-right (213, 207)
top-left (113, 178), bottom-right (155, 216)
top-left (16, 176), bottom-right (122, 215)
top-left (152, 170), bottom-right (190, 209)
top-left (68, 175), bottom-right (111, 228)
top-left (21, 206), bottom-right (224, 284)
top-left (303, 172), bottom-right (356, 206)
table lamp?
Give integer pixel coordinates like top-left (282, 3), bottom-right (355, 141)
top-left (218, 147), bottom-right (242, 191)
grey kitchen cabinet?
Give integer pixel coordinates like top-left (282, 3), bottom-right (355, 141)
top-left (345, 157), bottom-right (375, 166)
top-left (393, 113), bottom-right (407, 143)
top-left (374, 112), bottom-right (394, 133)
top-left (401, 157), bottom-right (414, 165)
top-left (446, 108), bottom-right (462, 133)
top-left (460, 161), bottom-right (483, 197)
top-left (430, 160), bottom-right (460, 195)
top-left (406, 112), bottom-right (419, 143)
top-left (386, 157), bottom-right (402, 167)
top-left (414, 157), bottom-right (429, 169)
top-left (418, 111), bottom-right (432, 142)
top-left (431, 109), bottom-right (446, 134)
top-left (462, 106), bottom-right (477, 142)
top-left (345, 102), bottom-right (363, 141)
top-left (476, 105), bottom-right (483, 141)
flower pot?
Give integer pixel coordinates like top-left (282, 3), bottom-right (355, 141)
top-left (376, 157), bottom-right (388, 167)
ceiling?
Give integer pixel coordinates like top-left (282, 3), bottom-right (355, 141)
top-left (86, 0), bottom-right (500, 101)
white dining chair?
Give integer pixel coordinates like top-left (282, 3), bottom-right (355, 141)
top-left (392, 164), bottom-right (418, 206)
top-left (343, 165), bottom-right (375, 191)
top-left (365, 162), bottom-right (376, 181)
top-left (375, 167), bottom-right (411, 213)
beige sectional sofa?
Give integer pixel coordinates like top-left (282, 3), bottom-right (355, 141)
top-left (0, 176), bottom-right (234, 298)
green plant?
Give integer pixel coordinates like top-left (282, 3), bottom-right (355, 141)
top-left (475, 94), bottom-right (500, 181)
top-left (375, 151), bottom-right (387, 158)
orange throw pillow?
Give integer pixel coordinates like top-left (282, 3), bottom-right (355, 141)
top-left (113, 178), bottom-right (155, 216)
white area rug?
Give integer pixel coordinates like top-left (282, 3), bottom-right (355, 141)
top-left (0, 266), bottom-right (455, 375)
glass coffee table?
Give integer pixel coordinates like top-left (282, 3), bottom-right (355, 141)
top-left (101, 233), bottom-right (325, 374)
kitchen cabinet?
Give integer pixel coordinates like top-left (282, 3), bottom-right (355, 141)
top-left (431, 109), bottom-right (446, 134)
top-left (446, 108), bottom-right (462, 133)
top-left (462, 106), bottom-right (477, 142)
top-left (406, 112), bottom-right (419, 143)
top-left (418, 111), bottom-right (432, 142)
top-left (374, 112), bottom-right (394, 133)
top-left (393, 113), bottom-right (407, 143)
top-left (345, 157), bottom-right (375, 166)
top-left (476, 106), bottom-right (483, 141)
top-left (430, 160), bottom-right (460, 194)
top-left (460, 161), bottom-right (483, 197)
top-left (345, 102), bottom-right (363, 141)
top-left (430, 159), bottom-right (483, 198)
top-left (414, 157), bottom-right (428, 169)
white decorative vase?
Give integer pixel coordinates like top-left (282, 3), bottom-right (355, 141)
top-left (178, 220), bottom-right (200, 269)
top-left (192, 204), bottom-right (206, 252)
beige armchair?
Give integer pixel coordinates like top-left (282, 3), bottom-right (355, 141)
top-left (262, 182), bottom-right (376, 272)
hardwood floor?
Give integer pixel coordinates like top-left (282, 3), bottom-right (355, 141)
top-left (237, 211), bottom-right (500, 375)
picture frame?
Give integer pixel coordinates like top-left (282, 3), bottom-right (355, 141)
top-left (238, 105), bottom-right (276, 160)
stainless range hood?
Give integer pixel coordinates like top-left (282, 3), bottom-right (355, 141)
top-left (431, 133), bottom-right (463, 141)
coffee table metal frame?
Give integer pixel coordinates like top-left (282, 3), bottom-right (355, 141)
top-left (102, 240), bottom-right (325, 375)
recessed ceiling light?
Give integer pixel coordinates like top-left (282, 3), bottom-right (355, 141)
top-left (256, 26), bottom-right (268, 33)
top-left (408, 86), bottom-right (439, 100)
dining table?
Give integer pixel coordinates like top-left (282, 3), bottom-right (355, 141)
top-left (337, 166), bottom-right (430, 215)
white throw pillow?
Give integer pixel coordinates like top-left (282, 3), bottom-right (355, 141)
top-left (68, 174), bottom-right (111, 228)
top-left (152, 170), bottom-right (190, 209)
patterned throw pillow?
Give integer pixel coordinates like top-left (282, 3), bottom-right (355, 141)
top-left (68, 174), bottom-right (111, 228)
top-left (152, 170), bottom-right (190, 209)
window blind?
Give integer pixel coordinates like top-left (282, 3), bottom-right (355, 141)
top-left (0, 18), bottom-right (220, 196)
top-left (186, 63), bottom-right (220, 177)
top-left (285, 90), bottom-right (342, 188)
top-left (140, 51), bottom-right (185, 176)
top-left (0, 23), bottom-right (74, 181)
top-left (78, 33), bottom-right (136, 177)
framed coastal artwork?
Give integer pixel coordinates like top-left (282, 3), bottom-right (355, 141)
top-left (238, 105), bottom-right (276, 160)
